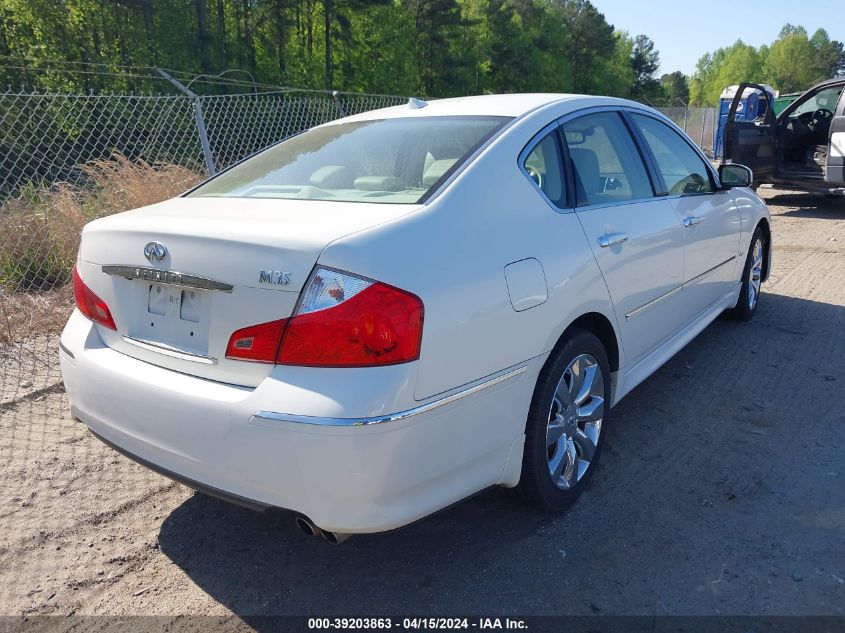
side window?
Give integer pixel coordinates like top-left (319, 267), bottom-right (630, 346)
top-left (632, 113), bottom-right (714, 195)
top-left (522, 131), bottom-right (566, 207)
top-left (561, 111), bottom-right (653, 207)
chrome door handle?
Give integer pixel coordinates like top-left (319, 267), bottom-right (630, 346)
top-left (683, 216), bottom-right (703, 227)
top-left (598, 233), bottom-right (629, 248)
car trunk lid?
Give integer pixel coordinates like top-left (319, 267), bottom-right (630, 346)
top-left (77, 196), bottom-right (417, 387)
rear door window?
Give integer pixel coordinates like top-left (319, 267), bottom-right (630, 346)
top-left (561, 112), bottom-right (653, 207)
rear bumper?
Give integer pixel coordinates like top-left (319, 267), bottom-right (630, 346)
top-left (60, 311), bottom-right (534, 533)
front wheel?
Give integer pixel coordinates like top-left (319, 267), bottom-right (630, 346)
top-left (727, 227), bottom-right (765, 321)
top-left (516, 329), bottom-right (610, 511)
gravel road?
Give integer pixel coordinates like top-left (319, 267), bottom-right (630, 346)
top-left (1, 188), bottom-right (843, 619)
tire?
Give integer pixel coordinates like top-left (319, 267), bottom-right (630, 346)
top-left (516, 328), bottom-right (611, 512)
top-left (727, 227), bottom-right (765, 322)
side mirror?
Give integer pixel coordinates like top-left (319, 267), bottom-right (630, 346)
top-left (719, 163), bottom-right (753, 188)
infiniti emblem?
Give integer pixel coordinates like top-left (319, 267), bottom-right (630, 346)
top-left (143, 241), bottom-right (168, 264)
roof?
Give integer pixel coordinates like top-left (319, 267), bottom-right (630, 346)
top-left (337, 93), bottom-right (585, 122)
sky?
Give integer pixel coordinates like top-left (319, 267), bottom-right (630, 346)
top-left (592, 0), bottom-right (845, 76)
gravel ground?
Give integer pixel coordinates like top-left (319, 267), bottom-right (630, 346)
top-left (1, 187), bottom-right (843, 619)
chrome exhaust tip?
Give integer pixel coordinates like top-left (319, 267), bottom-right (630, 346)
top-left (295, 516), bottom-right (322, 538)
top-left (321, 530), bottom-right (351, 545)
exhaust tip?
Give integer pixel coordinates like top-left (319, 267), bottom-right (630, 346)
top-left (321, 530), bottom-right (351, 545)
top-left (295, 516), bottom-right (321, 538)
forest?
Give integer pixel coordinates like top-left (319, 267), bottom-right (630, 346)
top-left (0, 0), bottom-right (842, 104)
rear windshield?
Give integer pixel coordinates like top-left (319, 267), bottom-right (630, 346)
top-left (188, 116), bottom-right (511, 203)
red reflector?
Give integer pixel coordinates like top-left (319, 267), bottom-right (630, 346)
top-left (72, 265), bottom-right (116, 330)
top-left (277, 282), bottom-right (423, 367)
top-left (225, 319), bottom-right (288, 363)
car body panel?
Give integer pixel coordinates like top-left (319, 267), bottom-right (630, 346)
top-left (61, 93), bottom-right (772, 533)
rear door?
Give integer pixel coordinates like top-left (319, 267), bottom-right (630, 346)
top-left (826, 82), bottom-right (845, 186)
top-left (724, 83), bottom-right (777, 182)
top-left (562, 110), bottom-right (688, 367)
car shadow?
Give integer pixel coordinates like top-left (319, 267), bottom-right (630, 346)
top-left (763, 191), bottom-right (845, 219)
top-left (157, 291), bottom-right (845, 617)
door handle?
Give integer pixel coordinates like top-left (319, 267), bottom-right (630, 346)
top-left (683, 216), bottom-right (703, 227)
top-left (598, 233), bottom-right (629, 248)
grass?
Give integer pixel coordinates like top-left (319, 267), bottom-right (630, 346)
top-left (0, 155), bottom-right (201, 343)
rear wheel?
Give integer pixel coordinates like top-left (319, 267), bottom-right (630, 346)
top-left (516, 329), bottom-right (610, 511)
top-left (728, 227), bottom-right (765, 321)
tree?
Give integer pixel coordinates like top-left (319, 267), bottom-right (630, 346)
top-left (660, 70), bottom-right (689, 105)
top-left (630, 34), bottom-right (660, 102)
top-left (552, 0), bottom-right (615, 94)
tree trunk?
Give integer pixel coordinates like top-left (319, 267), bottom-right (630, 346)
top-left (196, 0), bottom-right (212, 72)
top-left (216, 0), bottom-right (227, 68)
top-left (324, 0), bottom-right (332, 89)
top-left (242, 0), bottom-right (257, 74)
top-left (274, 0), bottom-right (286, 81)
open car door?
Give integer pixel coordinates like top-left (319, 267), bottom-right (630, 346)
top-left (826, 82), bottom-right (845, 186)
top-left (723, 83), bottom-right (777, 183)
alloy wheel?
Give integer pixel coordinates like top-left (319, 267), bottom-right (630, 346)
top-left (748, 238), bottom-right (763, 310)
top-left (545, 353), bottom-right (605, 490)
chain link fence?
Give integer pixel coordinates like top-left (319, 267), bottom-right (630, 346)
top-left (657, 106), bottom-right (718, 156)
top-left (0, 88), bottom-right (406, 410)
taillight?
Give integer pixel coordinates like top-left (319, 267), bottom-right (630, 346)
top-left (277, 268), bottom-right (424, 367)
top-left (225, 319), bottom-right (287, 362)
top-left (72, 265), bottom-right (116, 330)
top-left (224, 267), bottom-right (424, 367)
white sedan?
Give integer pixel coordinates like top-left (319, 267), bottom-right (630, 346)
top-left (60, 94), bottom-right (771, 542)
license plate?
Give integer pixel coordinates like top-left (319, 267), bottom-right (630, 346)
top-left (148, 284), bottom-right (203, 323)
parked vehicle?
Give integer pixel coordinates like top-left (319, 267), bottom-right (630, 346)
top-left (723, 78), bottom-right (845, 194)
top-left (60, 94), bottom-right (771, 540)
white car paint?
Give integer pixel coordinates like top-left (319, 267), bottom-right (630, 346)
top-left (60, 93), bottom-right (771, 534)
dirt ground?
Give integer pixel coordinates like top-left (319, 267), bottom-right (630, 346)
top-left (1, 187), bottom-right (843, 620)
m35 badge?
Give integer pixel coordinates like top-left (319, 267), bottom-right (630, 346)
top-left (258, 270), bottom-right (292, 286)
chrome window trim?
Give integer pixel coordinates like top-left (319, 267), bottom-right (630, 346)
top-left (102, 265), bottom-right (233, 293)
top-left (517, 120), bottom-right (574, 214)
top-left (122, 336), bottom-right (218, 365)
top-left (252, 365), bottom-right (527, 427)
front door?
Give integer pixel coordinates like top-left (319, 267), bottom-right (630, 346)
top-left (826, 83), bottom-right (845, 186)
top-left (562, 110), bottom-right (687, 367)
top-left (724, 83), bottom-right (777, 183)
top-left (629, 112), bottom-right (741, 319)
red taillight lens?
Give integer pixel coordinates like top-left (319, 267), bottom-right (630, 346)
top-left (225, 319), bottom-right (288, 363)
top-left (72, 265), bottom-right (116, 330)
top-left (225, 268), bottom-right (424, 367)
top-left (277, 271), bottom-right (424, 367)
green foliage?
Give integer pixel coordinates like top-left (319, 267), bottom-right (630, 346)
top-left (689, 25), bottom-right (845, 105)
top-left (0, 0), bottom-right (679, 100)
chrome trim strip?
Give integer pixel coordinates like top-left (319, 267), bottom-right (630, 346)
top-left (683, 256), bottom-right (736, 288)
top-left (122, 336), bottom-right (218, 365)
top-left (252, 366), bottom-right (528, 427)
top-left (102, 265), bottom-right (233, 293)
top-left (58, 340), bottom-right (75, 359)
top-left (625, 256), bottom-right (737, 321)
top-left (625, 285), bottom-right (682, 321)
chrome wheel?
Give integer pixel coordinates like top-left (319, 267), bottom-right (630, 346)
top-left (748, 238), bottom-right (763, 310)
top-left (545, 354), bottom-right (605, 490)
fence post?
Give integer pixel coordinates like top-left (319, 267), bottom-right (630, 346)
top-left (155, 67), bottom-right (216, 176)
top-left (331, 90), bottom-right (346, 118)
top-left (682, 108), bottom-right (688, 133)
